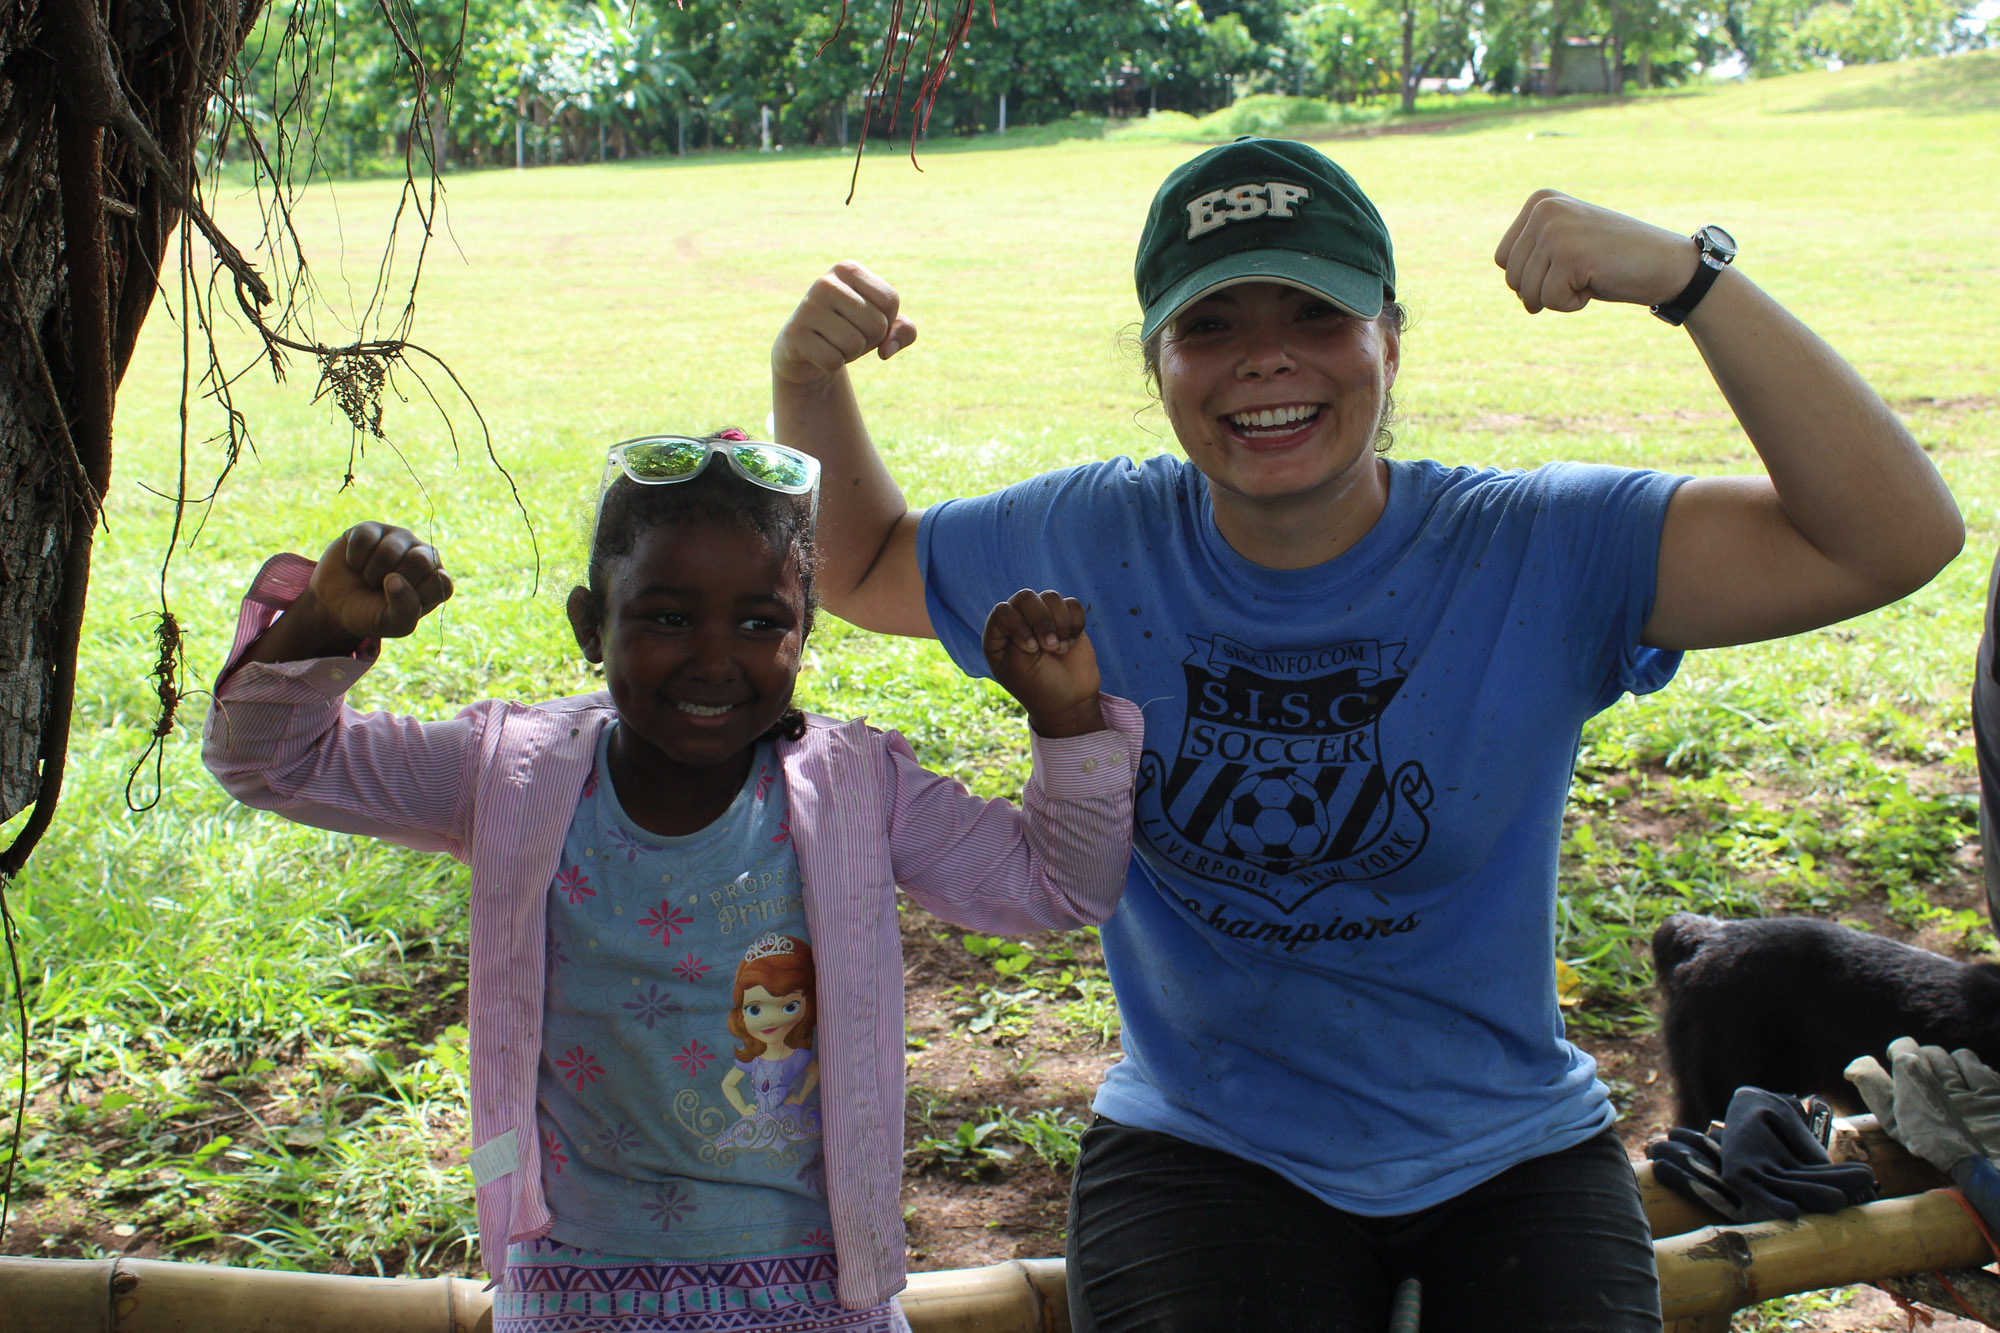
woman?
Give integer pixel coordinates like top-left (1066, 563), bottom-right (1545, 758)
top-left (768, 137), bottom-right (1963, 1330)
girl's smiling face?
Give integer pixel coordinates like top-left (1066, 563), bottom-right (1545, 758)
top-left (740, 985), bottom-right (808, 1051)
top-left (569, 516), bottom-right (806, 832)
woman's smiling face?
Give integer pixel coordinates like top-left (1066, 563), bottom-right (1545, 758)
top-left (1158, 281), bottom-right (1399, 519)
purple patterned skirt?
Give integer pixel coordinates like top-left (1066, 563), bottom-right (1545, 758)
top-left (493, 1239), bottom-right (911, 1333)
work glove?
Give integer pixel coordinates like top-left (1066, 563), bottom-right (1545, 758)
top-left (1846, 1037), bottom-right (2000, 1173)
top-left (1648, 1088), bottom-right (1876, 1223)
top-left (1648, 1126), bottom-right (1744, 1217)
top-left (1847, 1037), bottom-right (2000, 1230)
top-left (1716, 1087), bottom-right (1877, 1220)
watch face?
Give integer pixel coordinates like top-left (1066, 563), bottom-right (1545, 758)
top-left (1696, 224), bottom-right (1738, 263)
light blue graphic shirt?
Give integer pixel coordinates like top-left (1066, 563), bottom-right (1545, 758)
top-left (536, 731), bottom-right (833, 1258)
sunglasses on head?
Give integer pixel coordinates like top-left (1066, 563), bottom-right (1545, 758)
top-left (600, 435), bottom-right (821, 508)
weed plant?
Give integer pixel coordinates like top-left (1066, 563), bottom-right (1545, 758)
top-left (3, 53), bottom-right (1997, 1273)
top-left (909, 1105), bottom-right (1090, 1178)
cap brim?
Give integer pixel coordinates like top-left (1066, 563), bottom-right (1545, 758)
top-left (1140, 250), bottom-right (1385, 339)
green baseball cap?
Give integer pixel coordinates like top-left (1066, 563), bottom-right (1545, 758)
top-left (1135, 137), bottom-right (1396, 339)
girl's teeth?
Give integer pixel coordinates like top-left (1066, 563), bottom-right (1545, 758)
top-left (678, 702), bottom-right (731, 717)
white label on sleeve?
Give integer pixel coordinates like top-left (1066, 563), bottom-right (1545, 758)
top-left (470, 1128), bottom-right (519, 1186)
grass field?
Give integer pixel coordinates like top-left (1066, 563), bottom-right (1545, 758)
top-left (4, 53), bottom-right (1999, 1298)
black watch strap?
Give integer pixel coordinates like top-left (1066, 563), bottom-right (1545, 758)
top-left (1652, 226), bottom-right (1737, 327)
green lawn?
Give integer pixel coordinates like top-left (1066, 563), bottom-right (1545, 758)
top-left (4, 53), bottom-right (1998, 1271)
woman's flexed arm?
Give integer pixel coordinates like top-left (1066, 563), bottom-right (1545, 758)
top-left (1494, 189), bottom-right (1963, 650)
top-left (771, 260), bottom-right (934, 638)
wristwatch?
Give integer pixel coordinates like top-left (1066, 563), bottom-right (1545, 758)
top-left (1651, 224), bottom-right (1738, 326)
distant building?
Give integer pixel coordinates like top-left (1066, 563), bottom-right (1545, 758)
top-left (1528, 38), bottom-right (1618, 94)
top-left (1416, 72), bottom-right (1475, 95)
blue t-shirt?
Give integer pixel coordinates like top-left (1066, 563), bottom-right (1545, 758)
top-left (918, 455), bottom-right (1686, 1214)
top-left (537, 732), bottom-right (833, 1259)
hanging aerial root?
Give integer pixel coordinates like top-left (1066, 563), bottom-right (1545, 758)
top-left (317, 347), bottom-right (390, 438)
top-left (122, 611), bottom-right (186, 813)
top-left (843, 0), bottom-right (993, 204)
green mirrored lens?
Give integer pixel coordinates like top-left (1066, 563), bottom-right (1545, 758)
top-left (732, 444), bottom-right (812, 489)
top-left (623, 439), bottom-right (706, 480)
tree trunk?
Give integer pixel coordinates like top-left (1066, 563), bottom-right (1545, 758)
top-left (0, 0), bottom-right (263, 854)
top-left (1400, 3), bottom-right (1418, 113)
top-left (428, 96), bottom-right (449, 168)
top-left (0, 8), bottom-right (66, 824)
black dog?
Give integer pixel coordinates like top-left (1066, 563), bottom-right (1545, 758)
top-left (1652, 913), bottom-right (2000, 1129)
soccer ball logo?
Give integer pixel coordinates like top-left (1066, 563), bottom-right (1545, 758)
top-left (1220, 769), bottom-right (1331, 870)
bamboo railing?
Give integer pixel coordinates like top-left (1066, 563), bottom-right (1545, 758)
top-left (0, 1256), bottom-right (495, 1332)
top-left (3, 1118), bottom-right (1992, 1333)
top-left (0, 1252), bottom-right (1076, 1333)
top-left (1657, 1192), bottom-right (1996, 1332)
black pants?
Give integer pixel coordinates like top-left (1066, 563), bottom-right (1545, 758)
top-left (1974, 539), bottom-right (2000, 926)
top-left (1066, 1118), bottom-right (1661, 1332)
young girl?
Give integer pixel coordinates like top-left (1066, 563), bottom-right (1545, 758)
top-left (203, 430), bottom-right (1142, 1332)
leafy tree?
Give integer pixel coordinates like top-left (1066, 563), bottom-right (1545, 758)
top-left (1717, 0), bottom-right (1816, 71)
top-left (1282, 1), bottom-right (1401, 99)
top-left (541, 0), bottom-right (699, 159)
top-left (1393, 0), bottom-right (1478, 108)
top-left (1791, 0), bottom-right (1993, 63)
top-left (1476, 0), bottom-right (1613, 92)
top-left (949, 0), bottom-right (1150, 128)
top-left (891, 0), bottom-right (1240, 135)
top-left (1208, 0), bottom-right (1296, 47)
top-left (1613, 0), bottom-right (1703, 87)
top-left (772, 7), bottom-right (871, 146)
top-left (1197, 11), bottom-right (1262, 103)
top-left (1122, 0), bottom-right (1228, 112)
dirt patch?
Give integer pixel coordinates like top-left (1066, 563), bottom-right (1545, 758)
top-left (1462, 406), bottom-right (1735, 441)
top-left (1895, 394), bottom-right (2000, 415)
top-left (898, 904), bottom-right (1112, 1271)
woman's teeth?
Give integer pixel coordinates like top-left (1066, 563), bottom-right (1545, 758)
top-left (678, 702), bottom-right (733, 717)
top-left (1230, 406), bottom-right (1318, 433)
